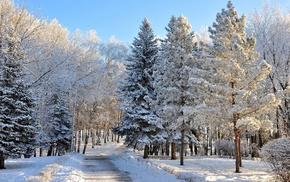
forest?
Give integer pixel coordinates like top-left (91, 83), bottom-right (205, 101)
top-left (0, 0), bottom-right (289, 181)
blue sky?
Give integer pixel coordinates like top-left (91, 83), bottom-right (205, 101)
top-left (16, 0), bottom-right (289, 43)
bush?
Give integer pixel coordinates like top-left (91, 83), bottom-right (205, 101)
top-left (215, 140), bottom-right (234, 157)
top-left (260, 138), bottom-right (290, 182)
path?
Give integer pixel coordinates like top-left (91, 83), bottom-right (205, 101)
top-left (81, 155), bottom-right (132, 182)
top-left (50, 141), bottom-right (133, 182)
top-left (50, 140), bottom-right (184, 182)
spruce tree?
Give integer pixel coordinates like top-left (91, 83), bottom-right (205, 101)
top-left (208, 1), bottom-right (279, 172)
top-left (45, 93), bottom-right (72, 156)
top-left (0, 33), bottom-right (38, 169)
top-left (153, 15), bottom-right (198, 162)
top-left (115, 18), bottom-right (164, 155)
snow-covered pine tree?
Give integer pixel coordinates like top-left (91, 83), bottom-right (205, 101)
top-left (208, 1), bottom-right (280, 173)
top-left (153, 15), bottom-right (198, 162)
top-left (115, 18), bottom-right (164, 157)
top-left (0, 33), bottom-right (38, 169)
top-left (45, 93), bottom-right (72, 156)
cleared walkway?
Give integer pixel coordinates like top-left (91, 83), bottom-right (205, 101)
top-left (82, 155), bottom-right (132, 182)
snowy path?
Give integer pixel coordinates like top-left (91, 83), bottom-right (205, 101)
top-left (49, 143), bottom-right (133, 182)
top-left (49, 141), bottom-right (184, 182)
top-left (80, 155), bottom-right (132, 181)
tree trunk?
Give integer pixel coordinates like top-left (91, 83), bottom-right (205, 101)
top-left (238, 132), bottom-right (242, 167)
top-left (83, 135), bottom-right (89, 154)
top-left (143, 145), bottom-right (149, 159)
top-left (153, 144), bottom-right (159, 155)
top-left (194, 145), bottom-right (198, 155)
top-left (165, 141), bottom-right (170, 156)
top-left (171, 142), bottom-right (177, 160)
top-left (258, 130), bottom-right (263, 148)
top-left (92, 129), bottom-right (95, 148)
top-left (232, 81), bottom-right (241, 173)
top-left (77, 128), bottom-right (81, 153)
top-left (189, 142), bottom-right (193, 156)
top-left (0, 152), bottom-right (5, 169)
top-left (40, 148), bottom-right (43, 157)
top-left (133, 141), bottom-right (138, 150)
top-left (275, 108), bottom-right (280, 138)
top-left (234, 127), bottom-right (241, 173)
top-left (161, 144), bottom-right (165, 155)
top-left (149, 144), bottom-right (154, 155)
top-left (104, 133), bottom-right (107, 143)
top-left (180, 121), bottom-right (185, 165)
top-left (47, 146), bottom-right (52, 156)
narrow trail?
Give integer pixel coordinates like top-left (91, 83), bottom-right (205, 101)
top-left (50, 141), bottom-right (134, 182)
top-left (82, 155), bottom-right (132, 182)
top-left (49, 140), bottom-right (184, 182)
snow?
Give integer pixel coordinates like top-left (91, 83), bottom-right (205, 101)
top-left (0, 140), bottom-right (273, 182)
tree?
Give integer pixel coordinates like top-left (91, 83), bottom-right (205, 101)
top-left (115, 18), bottom-right (164, 157)
top-left (208, 1), bottom-right (279, 172)
top-left (247, 2), bottom-right (290, 137)
top-left (0, 32), bottom-right (38, 169)
top-left (45, 93), bottom-right (72, 156)
top-left (153, 15), bottom-right (198, 163)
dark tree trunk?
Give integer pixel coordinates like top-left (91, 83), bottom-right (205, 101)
top-left (117, 135), bottom-right (120, 143)
top-left (34, 149), bottom-right (37, 157)
top-left (153, 144), bottom-right (159, 155)
top-left (133, 141), bottom-right (138, 150)
top-left (180, 121), bottom-right (185, 165)
top-left (0, 152), bottom-right (5, 169)
top-left (104, 134), bottom-right (107, 143)
top-left (258, 130), bottom-right (263, 148)
top-left (165, 141), bottom-right (170, 156)
top-left (83, 135), bottom-right (89, 154)
top-left (47, 146), bottom-right (53, 156)
top-left (143, 145), bottom-right (149, 159)
top-left (91, 129), bottom-right (95, 148)
top-left (238, 132), bottom-right (242, 167)
top-left (194, 145), bottom-right (198, 155)
top-left (171, 142), bottom-right (177, 160)
top-left (275, 108), bottom-right (280, 138)
top-left (189, 142), bottom-right (193, 156)
top-left (77, 129), bottom-right (81, 153)
top-left (40, 148), bottom-right (43, 157)
top-left (149, 144), bottom-right (154, 155)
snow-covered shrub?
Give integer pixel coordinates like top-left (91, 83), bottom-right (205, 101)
top-left (215, 140), bottom-right (235, 157)
top-left (260, 138), bottom-right (290, 182)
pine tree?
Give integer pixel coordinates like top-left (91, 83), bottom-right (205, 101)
top-left (208, 1), bottom-right (279, 172)
top-left (45, 93), bottom-right (72, 156)
top-left (0, 33), bottom-right (38, 169)
top-left (153, 15), bottom-right (198, 162)
top-left (115, 18), bottom-right (164, 155)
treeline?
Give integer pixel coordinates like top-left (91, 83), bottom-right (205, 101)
top-left (115, 0), bottom-right (290, 175)
top-left (0, 0), bottom-right (127, 169)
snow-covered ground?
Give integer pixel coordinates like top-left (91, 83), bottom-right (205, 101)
top-left (0, 140), bottom-right (274, 182)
